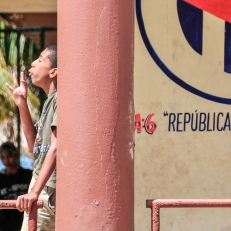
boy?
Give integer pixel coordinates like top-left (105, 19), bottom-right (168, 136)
top-left (0, 142), bottom-right (32, 231)
top-left (6, 45), bottom-right (57, 231)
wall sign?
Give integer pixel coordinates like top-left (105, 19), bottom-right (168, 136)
top-left (134, 114), bottom-right (157, 134)
top-left (136, 0), bottom-right (231, 104)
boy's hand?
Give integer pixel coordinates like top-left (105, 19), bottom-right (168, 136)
top-left (5, 72), bottom-right (28, 107)
top-left (16, 191), bottom-right (39, 214)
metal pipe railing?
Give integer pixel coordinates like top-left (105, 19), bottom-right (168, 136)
top-left (0, 200), bottom-right (43, 231)
top-left (146, 199), bottom-right (231, 231)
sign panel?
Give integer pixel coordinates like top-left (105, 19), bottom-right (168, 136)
top-left (135, 0), bottom-right (231, 230)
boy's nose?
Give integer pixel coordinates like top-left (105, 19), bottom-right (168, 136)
top-left (31, 61), bottom-right (35, 67)
top-left (31, 59), bottom-right (38, 67)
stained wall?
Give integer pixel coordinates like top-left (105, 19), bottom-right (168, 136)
top-left (134, 1), bottom-right (231, 230)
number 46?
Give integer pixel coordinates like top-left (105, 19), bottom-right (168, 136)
top-left (134, 114), bottom-right (157, 134)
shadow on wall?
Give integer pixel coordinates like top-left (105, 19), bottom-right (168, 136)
top-left (221, 226), bottom-right (231, 231)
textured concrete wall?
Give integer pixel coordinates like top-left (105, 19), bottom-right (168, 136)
top-left (57, 0), bottom-right (134, 230)
top-left (135, 0), bottom-right (231, 230)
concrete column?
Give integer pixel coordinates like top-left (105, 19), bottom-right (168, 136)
top-left (57, 0), bottom-right (134, 230)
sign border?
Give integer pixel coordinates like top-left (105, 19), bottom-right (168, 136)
top-left (136, 0), bottom-right (231, 104)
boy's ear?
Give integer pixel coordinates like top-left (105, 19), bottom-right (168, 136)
top-left (49, 68), bottom-right (57, 78)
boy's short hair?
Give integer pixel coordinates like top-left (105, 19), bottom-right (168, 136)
top-left (47, 45), bottom-right (57, 68)
top-left (0, 142), bottom-right (18, 155)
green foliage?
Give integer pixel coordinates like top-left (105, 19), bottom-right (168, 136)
top-left (0, 67), bottom-right (16, 123)
top-left (0, 19), bottom-right (41, 142)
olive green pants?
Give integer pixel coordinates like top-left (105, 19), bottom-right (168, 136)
top-left (21, 177), bottom-right (56, 231)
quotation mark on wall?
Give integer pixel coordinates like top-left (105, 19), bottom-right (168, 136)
top-left (163, 111), bottom-right (168, 116)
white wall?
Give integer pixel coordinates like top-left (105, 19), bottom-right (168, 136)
top-left (135, 0), bottom-right (231, 230)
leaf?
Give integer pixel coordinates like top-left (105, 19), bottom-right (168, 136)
top-left (0, 18), bottom-right (41, 141)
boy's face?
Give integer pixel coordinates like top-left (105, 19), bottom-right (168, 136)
top-left (0, 150), bottom-right (18, 170)
top-left (29, 48), bottom-right (53, 88)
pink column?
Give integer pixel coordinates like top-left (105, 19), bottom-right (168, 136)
top-left (57, 0), bottom-right (134, 230)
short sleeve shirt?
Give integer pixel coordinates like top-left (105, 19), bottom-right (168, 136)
top-left (33, 90), bottom-right (57, 188)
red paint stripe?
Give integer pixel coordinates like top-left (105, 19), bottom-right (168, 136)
top-left (184, 0), bottom-right (231, 23)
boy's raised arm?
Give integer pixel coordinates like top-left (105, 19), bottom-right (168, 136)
top-left (6, 72), bottom-right (37, 152)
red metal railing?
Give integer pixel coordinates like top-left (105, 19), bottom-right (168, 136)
top-left (0, 200), bottom-right (43, 231)
top-left (146, 199), bottom-right (231, 231)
